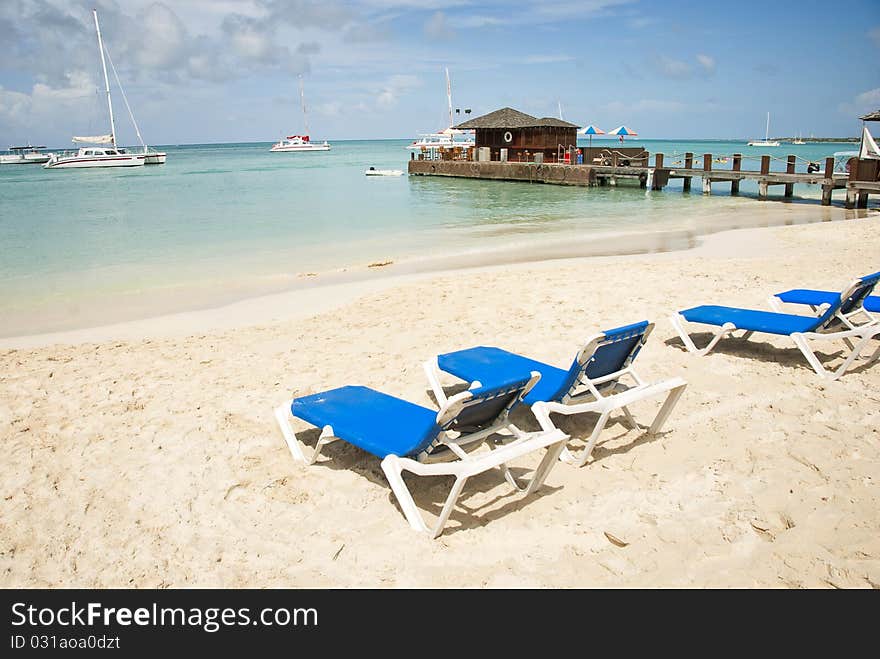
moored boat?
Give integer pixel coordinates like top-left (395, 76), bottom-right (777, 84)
top-left (0, 145), bottom-right (53, 165)
top-left (45, 10), bottom-right (145, 169)
top-left (44, 147), bottom-right (145, 169)
top-left (271, 76), bottom-right (331, 153)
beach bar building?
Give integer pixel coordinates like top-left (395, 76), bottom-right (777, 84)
top-left (454, 107), bottom-right (580, 163)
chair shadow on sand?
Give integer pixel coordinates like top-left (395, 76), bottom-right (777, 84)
top-left (289, 414), bottom-right (564, 537)
top-left (664, 332), bottom-right (878, 377)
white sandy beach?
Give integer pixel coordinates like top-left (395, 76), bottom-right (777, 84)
top-left (1, 209), bottom-right (878, 588)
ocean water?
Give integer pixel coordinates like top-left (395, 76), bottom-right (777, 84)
top-left (0, 138), bottom-right (866, 336)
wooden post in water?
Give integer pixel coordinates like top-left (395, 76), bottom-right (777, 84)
top-left (653, 153), bottom-right (664, 190)
top-left (784, 155), bottom-right (796, 197)
top-left (702, 153), bottom-right (712, 194)
top-left (821, 156), bottom-right (834, 205)
top-left (683, 152), bottom-right (693, 192)
top-left (758, 155), bottom-right (770, 200)
top-left (731, 153), bottom-right (742, 195)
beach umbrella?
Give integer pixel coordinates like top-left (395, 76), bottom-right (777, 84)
top-left (578, 124), bottom-right (605, 150)
top-left (608, 125), bottom-right (638, 143)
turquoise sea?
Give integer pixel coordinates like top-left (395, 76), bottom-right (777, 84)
top-left (0, 138), bottom-right (867, 336)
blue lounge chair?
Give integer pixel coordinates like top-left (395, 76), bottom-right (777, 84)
top-left (670, 272), bottom-right (880, 380)
top-left (275, 373), bottom-right (568, 538)
top-left (424, 321), bottom-right (687, 467)
top-left (768, 272), bottom-right (880, 328)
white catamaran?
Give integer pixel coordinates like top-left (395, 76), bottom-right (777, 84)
top-left (406, 68), bottom-right (474, 152)
top-left (270, 76), bottom-right (330, 152)
top-left (747, 112), bottom-right (780, 147)
top-left (45, 10), bottom-right (164, 169)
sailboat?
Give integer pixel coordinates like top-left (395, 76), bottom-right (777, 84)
top-left (747, 112), bottom-right (780, 147)
top-left (270, 76), bottom-right (330, 152)
top-left (44, 10), bottom-right (145, 169)
top-left (406, 68), bottom-right (474, 151)
top-left (792, 132), bottom-right (805, 145)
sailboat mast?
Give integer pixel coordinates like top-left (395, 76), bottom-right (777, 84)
top-left (765, 112), bottom-right (770, 141)
top-left (299, 75), bottom-right (309, 137)
top-left (446, 67), bottom-right (453, 128)
top-left (93, 10), bottom-right (116, 148)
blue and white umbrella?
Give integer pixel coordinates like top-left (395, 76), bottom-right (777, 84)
top-left (608, 125), bottom-right (638, 142)
top-left (578, 124), bottom-right (605, 150)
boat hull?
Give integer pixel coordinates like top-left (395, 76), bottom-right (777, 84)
top-left (0, 154), bottom-right (51, 164)
top-left (365, 169), bottom-right (403, 176)
top-left (270, 144), bottom-right (331, 152)
top-left (44, 154), bottom-right (146, 169)
top-left (143, 152), bottom-right (166, 165)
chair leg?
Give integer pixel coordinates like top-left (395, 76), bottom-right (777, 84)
top-left (496, 436), bottom-right (566, 494)
top-left (669, 314), bottom-right (734, 356)
top-left (433, 476), bottom-right (470, 539)
top-left (561, 410), bottom-right (611, 467)
top-left (647, 381), bottom-right (688, 435)
top-left (380, 455), bottom-right (432, 535)
top-left (620, 405), bottom-right (640, 429)
top-left (522, 440), bottom-right (567, 495)
top-left (275, 404), bottom-right (336, 465)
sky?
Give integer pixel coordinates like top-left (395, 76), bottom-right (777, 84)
top-left (1, 0), bottom-right (879, 146)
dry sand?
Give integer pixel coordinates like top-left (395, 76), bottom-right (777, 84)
top-left (1, 211), bottom-right (878, 588)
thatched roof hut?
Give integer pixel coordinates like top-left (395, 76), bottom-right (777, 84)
top-left (859, 110), bottom-right (880, 122)
top-left (454, 107), bottom-right (579, 130)
top-left (453, 107), bottom-right (579, 162)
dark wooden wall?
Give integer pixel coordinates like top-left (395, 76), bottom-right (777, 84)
top-left (475, 126), bottom-right (578, 161)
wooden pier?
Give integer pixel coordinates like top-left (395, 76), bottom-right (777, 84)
top-left (409, 151), bottom-right (877, 208)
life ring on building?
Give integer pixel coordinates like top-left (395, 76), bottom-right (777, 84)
top-left (503, 131), bottom-right (513, 143)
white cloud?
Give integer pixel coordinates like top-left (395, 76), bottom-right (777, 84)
top-left (838, 88), bottom-right (880, 117)
top-left (655, 56), bottom-right (692, 79)
top-left (375, 74), bottom-right (422, 108)
top-left (523, 54), bottom-right (575, 64)
top-left (695, 53), bottom-right (715, 75)
top-left (424, 11), bottom-right (455, 40)
top-left (0, 71), bottom-right (97, 129)
top-left (652, 54), bottom-right (716, 79)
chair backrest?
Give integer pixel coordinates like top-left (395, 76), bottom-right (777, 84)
top-left (550, 321), bottom-right (653, 401)
top-left (413, 373), bottom-right (539, 460)
top-left (814, 271), bottom-right (880, 330)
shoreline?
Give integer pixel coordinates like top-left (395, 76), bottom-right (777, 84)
top-left (2, 203), bottom-right (875, 346)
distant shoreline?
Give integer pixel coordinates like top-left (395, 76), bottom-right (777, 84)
top-left (3, 137), bottom-right (862, 151)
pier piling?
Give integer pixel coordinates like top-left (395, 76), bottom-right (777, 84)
top-left (758, 156), bottom-right (771, 200)
top-left (784, 155), bottom-right (796, 197)
top-left (821, 157), bottom-right (834, 205)
top-left (682, 152), bottom-right (693, 192)
top-left (731, 154), bottom-right (742, 195)
top-left (702, 154), bottom-right (712, 194)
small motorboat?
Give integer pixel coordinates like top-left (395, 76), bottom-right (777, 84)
top-left (365, 167), bottom-right (403, 176)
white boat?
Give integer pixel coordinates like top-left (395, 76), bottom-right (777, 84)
top-left (406, 68), bottom-right (474, 152)
top-left (365, 167), bottom-right (403, 176)
top-left (271, 76), bottom-right (331, 152)
top-left (747, 112), bottom-right (780, 147)
top-left (0, 145), bottom-right (53, 165)
top-left (271, 134), bottom-right (330, 152)
top-left (44, 10), bottom-right (144, 169)
top-left (44, 146), bottom-right (146, 169)
top-left (407, 128), bottom-right (474, 150)
top-left (792, 132), bottom-right (805, 145)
